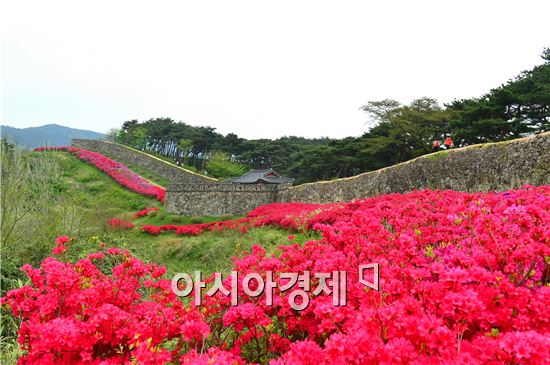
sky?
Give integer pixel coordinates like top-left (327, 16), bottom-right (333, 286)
top-left (1, 0), bottom-right (549, 139)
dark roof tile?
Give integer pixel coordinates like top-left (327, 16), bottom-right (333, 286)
top-left (229, 169), bottom-right (293, 184)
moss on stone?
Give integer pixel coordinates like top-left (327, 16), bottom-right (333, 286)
top-left (426, 151), bottom-right (449, 160)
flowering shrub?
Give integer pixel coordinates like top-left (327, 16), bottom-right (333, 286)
top-left (107, 218), bottom-right (135, 230)
top-left (141, 217), bottom-right (253, 236)
top-left (138, 203), bottom-right (326, 237)
top-left (135, 207), bottom-right (160, 218)
top-left (35, 146), bottom-right (166, 202)
top-left (3, 186), bottom-right (550, 364)
top-left (52, 235), bottom-right (70, 255)
top-left (1, 241), bottom-right (218, 364)
top-left (201, 187), bottom-right (550, 363)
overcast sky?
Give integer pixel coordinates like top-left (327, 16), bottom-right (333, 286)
top-left (1, 0), bottom-right (549, 139)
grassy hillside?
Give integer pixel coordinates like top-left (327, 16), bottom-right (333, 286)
top-left (2, 148), bottom-right (318, 365)
top-left (44, 151), bottom-right (317, 275)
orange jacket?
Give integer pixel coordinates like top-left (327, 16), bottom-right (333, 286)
top-left (444, 137), bottom-right (454, 147)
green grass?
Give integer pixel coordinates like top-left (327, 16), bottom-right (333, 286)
top-left (134, 211), bottom-right (242, 226)
top-left (39, 151), bottom-right (319, 276)
top-left (49, 151), bottom-right (162, 212)
top-left (119, 162), bottom-right (170, 187)
top-left (123, 227), bottom-right (319, 276)
top-left (426, 150), bottom-right (449, 160)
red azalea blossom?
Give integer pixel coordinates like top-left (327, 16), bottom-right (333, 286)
top-left (181, 319), bottom-right (211, 342)
top-left (3, 186), bottom-right (550, 363)
top-left (107, 218), bottom-right (135, 230)
top-left (134, 207), bottom-right (160, 218)
top-left (52, 244), bottom-right (67, 255)
top-left (55, 235), bottom-right (69, 245)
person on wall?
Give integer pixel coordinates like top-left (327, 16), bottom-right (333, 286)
top-left (443, 135), bottom-right (454, 149)
top-left (431, 139), bottom-right (441, 152)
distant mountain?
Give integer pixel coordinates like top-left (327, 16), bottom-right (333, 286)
top-left (0, 124), bottom-right (107, 149)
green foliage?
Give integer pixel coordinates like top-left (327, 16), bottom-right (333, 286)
top-left (486, 328), bottom-right (500, 338)
top-left (0, 146), bottom-right (72, 283)
top-left (426, 150), bottom-right (449, 160)
top-left (0, 146), bottom-right (82, 358)
top-left (130, 227), bottom-right (318, 276)
top-left (360, 97), bottom-right (455, 160)
top-left (117, 120), bottom-right (147, 149)
top-left (448, 48), bottom-right (550, 144)
top-left (104, 127), bottom-right (120, 143)
top-left (206, 151), bottom-right (247, 179)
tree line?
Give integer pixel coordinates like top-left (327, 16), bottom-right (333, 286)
top-left (113, 48), bottom-right (549, 183)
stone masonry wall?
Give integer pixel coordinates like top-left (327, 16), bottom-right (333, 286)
top-left (74, 133), bottom-right (549, 216)
top-left (71, 139), bottom-right (217, 184)
top-left (278, 132), bottom-right (550, 203)
top-left (165, 184), bottom-right (281, 216)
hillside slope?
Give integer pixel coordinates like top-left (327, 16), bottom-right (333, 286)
top-left (38, 151), bottom-right (312, 274)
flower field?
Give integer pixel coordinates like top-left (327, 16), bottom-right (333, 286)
top-left (3, 185), bottom-right (550, 364)
top-left (35, 146), bottom-right (166, 202)
top-left (138, 203), bottom-right (323, 236)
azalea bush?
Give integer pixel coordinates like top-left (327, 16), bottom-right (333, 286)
top-left (1, 242), bottom-right (214, 364)
top-left (107, 218), bottom-right (135, 230)
top-left (201, 187), bottom-right (550, 364)
top-left (35, 146), bottom-right (166, 202)
top-left (140, 217), bottom-right (252, 236)
top-left (138, 203), bottom-right (327, 236)
top-left (3, 186), bottom-right (550, 364)
top-left (134, 207), bottom-right (160, 218)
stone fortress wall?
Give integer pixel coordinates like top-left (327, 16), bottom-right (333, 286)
top-left (165, 183), bottom-right (285, 216)
top-left (74, 132), bottom-right (550, 216)
top-left (72, 139), bottom-right (217, 184)
top-left (278, 131), bottom-right (550, 203)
